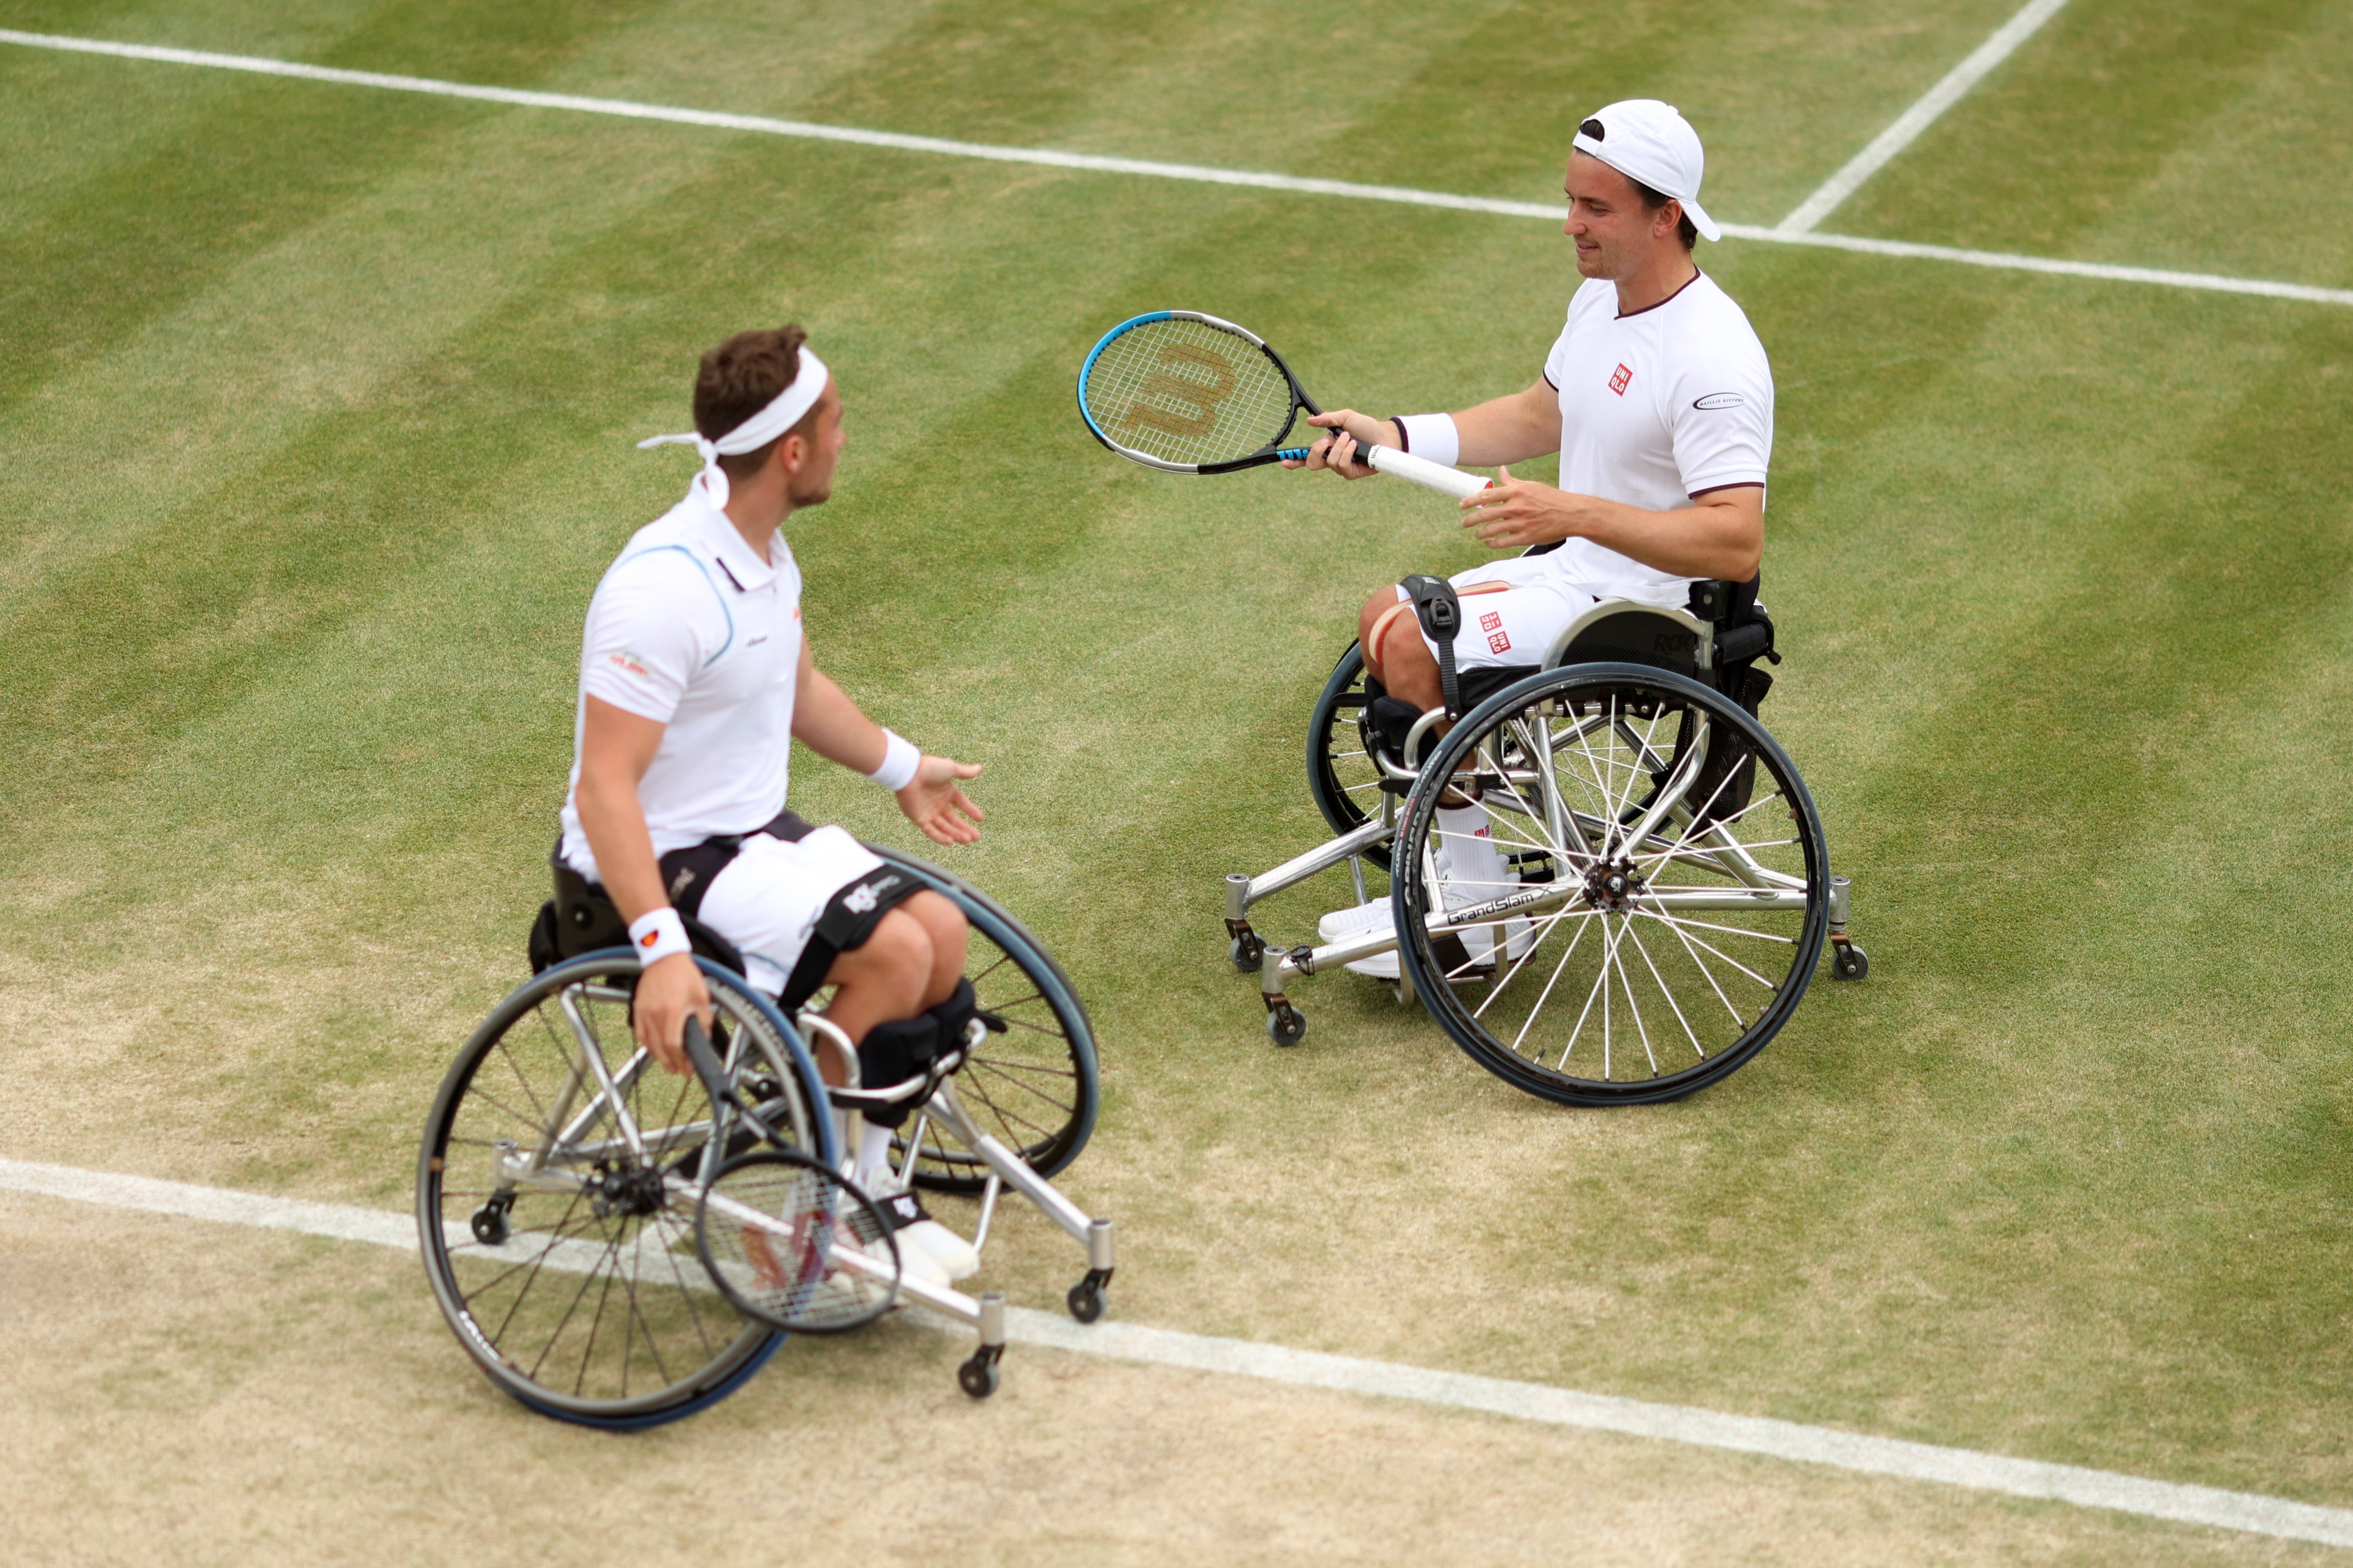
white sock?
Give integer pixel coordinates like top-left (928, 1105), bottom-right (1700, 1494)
top-left (1435, 802), bottom-right (1510, 900)
top-left (856, 1122), bottom-right (897, 1192)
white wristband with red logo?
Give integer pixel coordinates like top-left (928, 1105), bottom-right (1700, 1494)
top-left (628, 907), bottom-right (692, 967)
top-left (867, 729), bottom-right (920, 793)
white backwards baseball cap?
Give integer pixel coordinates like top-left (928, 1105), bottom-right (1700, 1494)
top-left (1571, 99), bottom-right (1720, 242)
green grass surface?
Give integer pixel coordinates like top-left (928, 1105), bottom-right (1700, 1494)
top-left (4, 0), bottom-right (2350, 1540)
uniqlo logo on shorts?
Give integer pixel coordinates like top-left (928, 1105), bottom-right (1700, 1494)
top-left (1487, 629), bottom-right (1512, 654)
top-left (1479, 611), bottom-right (1503, 633)
top-left (1608, 363), bottom-right (1633, 396)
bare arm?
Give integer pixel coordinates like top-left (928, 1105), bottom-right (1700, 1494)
top-left (790, 634), bottom-right (986, 846)
top-left (575, 695), bottom-right (711, 1072)
top-left (1280, 378), bottom-right (1561, 477)
top-left (1460, 478), bottom-right (1764, 582)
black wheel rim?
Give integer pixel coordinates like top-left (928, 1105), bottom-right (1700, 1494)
top-left (1393, 664), bottom-right (1829, 1105)
top-left (865, 849), bottom-right (1101, 1195)
top-left (416, 957), bottom-right (814, 1421)
top-left (1306, 642), bottom-right (1395, 872)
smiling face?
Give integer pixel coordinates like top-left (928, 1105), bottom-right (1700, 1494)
top-left (1562, 151), bottom-right (1680, 282)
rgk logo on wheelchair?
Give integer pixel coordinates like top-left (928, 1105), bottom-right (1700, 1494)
top-left (1226, 571), bottom-right (1867, 1105)
top-left (416, 846), bottom-right (1111, 1426)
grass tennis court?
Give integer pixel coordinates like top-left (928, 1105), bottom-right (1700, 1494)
top-left (3, 0), bottom-right (2350, 1560)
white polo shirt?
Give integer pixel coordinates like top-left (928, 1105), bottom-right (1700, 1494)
top-left (557, 475), bottom-right (803, 880)
top-left (1540, 270), bottom-right (1774, 607)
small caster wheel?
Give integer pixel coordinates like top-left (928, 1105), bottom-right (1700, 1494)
top-left (1831, 943), bottom-right (1869, 981)
top-left (470, 1202), bottom-right (510, 1246)
top-left (957, 1354), bottom-right (1001, 1399)
top-left (1230, 936), bottom-right (1264, 973)
top-left (1067, 1281), bottom-right (1106, 1324)
top-left (1265, 1007), bottom-right (1307, 1047)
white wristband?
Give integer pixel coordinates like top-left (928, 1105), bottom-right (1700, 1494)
top-left (628, 907), bottom-right (691, 967)
top-left (1395, 413), bottom-right (1460, 469)
top-left (867, 729), bottom-right (920, 793)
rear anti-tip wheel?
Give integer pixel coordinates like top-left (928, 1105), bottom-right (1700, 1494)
top-left (1265, 1006), bottom-right (1307, 1047)
top-left (1832, 943), bottom-right (1869, 981)
top-left (1067, 1279), bottom-right (1107, 1324)
top-left (1229, 935), bottom-right (1264, 973)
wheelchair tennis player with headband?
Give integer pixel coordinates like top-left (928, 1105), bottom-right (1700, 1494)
top-left (416, 326), bottom-right (1117, 1424)
top-left (1232, 100), bottom-right (1866, 1104)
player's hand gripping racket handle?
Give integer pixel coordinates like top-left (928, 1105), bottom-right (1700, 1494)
top-left (1361, 444), bottom-right (1493, 500)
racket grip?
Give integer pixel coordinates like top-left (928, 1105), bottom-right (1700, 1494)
top-left (1362, 444), bottom-right (1492, 500)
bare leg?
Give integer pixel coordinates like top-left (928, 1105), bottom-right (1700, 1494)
top-left (1357, 586), bottom-right (1442, 711)
top-left (809, 908), bottom-right (932, 1084)
top-left (897, 890), bottom-right (968, 1010)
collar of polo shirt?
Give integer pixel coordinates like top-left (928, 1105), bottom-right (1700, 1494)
top-left (637, 346), bottom-right (831, 509)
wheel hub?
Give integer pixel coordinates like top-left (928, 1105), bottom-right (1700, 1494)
top-left (1582, 858), bottom-right (1645, 913)
top-left (588, 1162), bottom-right (668, 1220)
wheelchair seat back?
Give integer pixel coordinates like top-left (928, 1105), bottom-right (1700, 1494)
top-left (528, 856), bottom-right (747, 977)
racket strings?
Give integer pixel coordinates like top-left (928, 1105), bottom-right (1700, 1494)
top-left (1082, 318), bottom-right (1296, 465)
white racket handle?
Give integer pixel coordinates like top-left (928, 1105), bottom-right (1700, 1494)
top-left (1362, 444), bottom-right (1492, 500)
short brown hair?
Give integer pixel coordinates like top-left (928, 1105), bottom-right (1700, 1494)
top-left (694, 325), bottom-right (817, 481)
top-left (1627, 174), bottom-right (1699, 251)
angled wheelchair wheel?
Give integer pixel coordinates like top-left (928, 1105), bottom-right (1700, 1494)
top-left (416, 954), bottom-right (829, 1429)
top-left (1393, 663), bottom-right (1829, 1106)
top-left (868, 848), bottom-right (1102, 1195)
top-left (1305, 642), bottom-right (1395, 871)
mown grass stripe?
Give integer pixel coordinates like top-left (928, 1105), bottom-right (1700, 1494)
top-left (4, 1155), bottom-right (2349, 1548)
top-left (1775, 0), bottom-right (2073, 234)
top-left (5, 27), bottom-right (2349, 310)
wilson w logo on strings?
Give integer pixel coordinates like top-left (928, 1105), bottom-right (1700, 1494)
top-left (1127, 344), bottom-right (1237, 439)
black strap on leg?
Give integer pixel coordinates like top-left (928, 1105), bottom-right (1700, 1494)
top-left (1399, 574), bottom-right (1464, 720)
top-left (924, 977), bottom-right (980, 1056)
top-left (854, 1015), bottom-right (940, 1129)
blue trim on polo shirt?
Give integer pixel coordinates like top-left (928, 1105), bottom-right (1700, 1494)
top-left (613, 543), bottom-right (735, 669)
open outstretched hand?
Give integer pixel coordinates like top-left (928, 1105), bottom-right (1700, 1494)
top-left (897, 755), bottom-right (986, 845)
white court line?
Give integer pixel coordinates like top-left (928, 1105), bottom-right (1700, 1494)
top-left (4, 1156), bottom-right (2351, 1551)
top-left (4, 28), bottom-right (2349, 311)
top-left (1776, 0), bottom-right (2073, 234)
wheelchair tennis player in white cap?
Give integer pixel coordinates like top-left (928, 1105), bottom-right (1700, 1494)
top-left (1288, 99), bottom-right (1776, 970)
top-left (561, 325), bottom-right (987, 1285)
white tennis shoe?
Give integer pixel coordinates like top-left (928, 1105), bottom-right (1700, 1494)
top-left (880, 1189), bottom-right (981, 1283)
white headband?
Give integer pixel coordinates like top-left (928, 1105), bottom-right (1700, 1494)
top-left (638, 345), bottom-right (829, 508)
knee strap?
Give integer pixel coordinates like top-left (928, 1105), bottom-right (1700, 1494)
top-left (1399, 574), bottom-right (1464, 719)
top-left (856, 1014), bottom-right (940, 1129)
top-left (925, 977), bottom-right (980, 1055)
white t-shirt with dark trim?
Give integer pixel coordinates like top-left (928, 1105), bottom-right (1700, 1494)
top-left (557, 476), bottom-right (804, 880)
top-left (1539, 270), bottom-right (1773, 607)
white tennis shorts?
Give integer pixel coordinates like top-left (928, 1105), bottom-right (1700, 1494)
top-left (697, 825), bottom-right (886, 998)
top-left (1396, 555), bottom-right (1599, 672)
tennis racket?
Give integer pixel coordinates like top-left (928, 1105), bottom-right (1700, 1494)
top-left (696, 1149), bottom-right (902, 1334)
top-left (1076, 311), bottom-right (1490, 500)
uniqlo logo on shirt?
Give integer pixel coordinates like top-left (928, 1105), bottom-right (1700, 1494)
top-left (1479, 611), bottom-right (1503, 633)
top-left (1608, 363), bottom-right (1633, 396)
top-left (1487, 629), bottom-right (1512, 654)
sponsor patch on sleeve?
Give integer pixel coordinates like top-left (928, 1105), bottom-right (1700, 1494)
top-left (606, 649), bottom-right (653, 679)
top-left (1693, 392), bottom-right (1745, 410)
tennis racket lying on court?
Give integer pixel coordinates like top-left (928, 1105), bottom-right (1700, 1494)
top-left (1076, 311), bottom-right (1491, 500)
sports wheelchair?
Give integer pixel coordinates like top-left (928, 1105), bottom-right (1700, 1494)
top-left (1224, 567), bottom-right (1867, 1106)
top-left (416, 844), bottom-right (1110, 1428)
